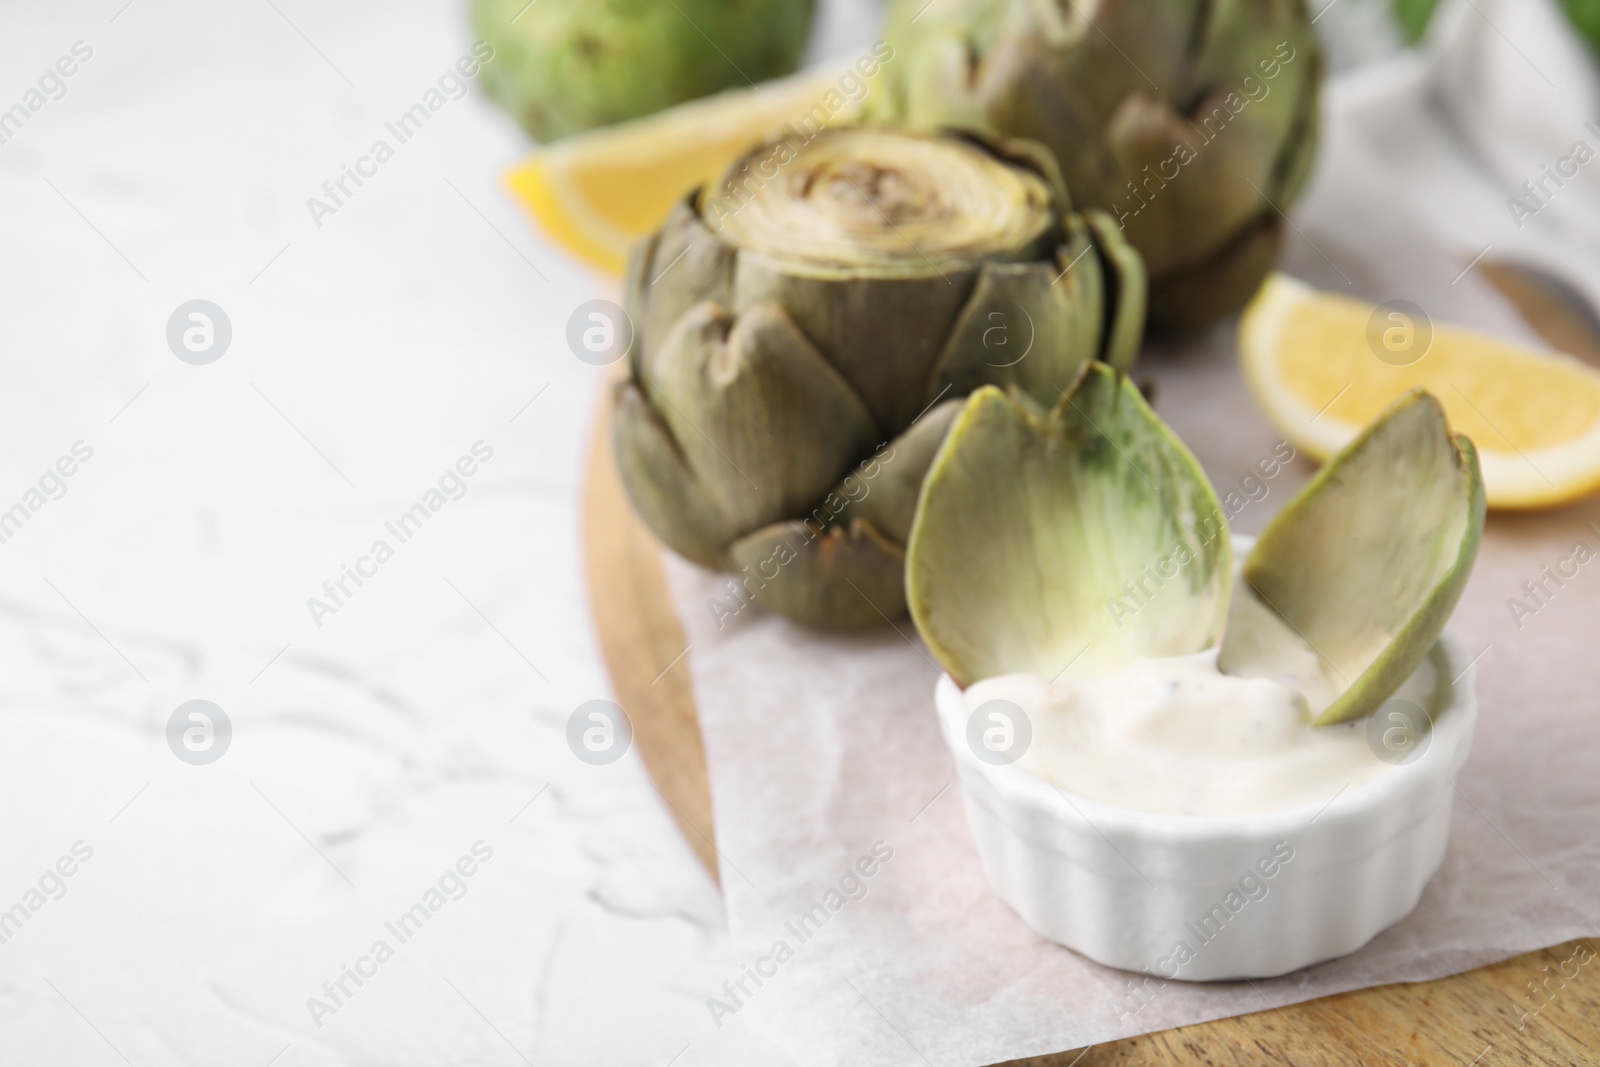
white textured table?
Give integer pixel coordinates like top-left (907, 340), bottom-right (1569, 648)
top-left (0, 0), bottom-right (897, 1062)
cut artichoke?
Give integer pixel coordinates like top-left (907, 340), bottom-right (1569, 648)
top-left (906, 363), bottom-right (1231, 687)
top-left (616, 127), bottom-right (1146, 630)
top-left (1219, 391), bottom-right (1486, 725)
top-left (869, 0), bottom-right (1320, 332)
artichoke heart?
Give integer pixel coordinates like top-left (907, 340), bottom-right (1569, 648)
top-left (870, 0), bottom-right (1321, 332)
top-left (615, 126), bottom-right (1147, 631)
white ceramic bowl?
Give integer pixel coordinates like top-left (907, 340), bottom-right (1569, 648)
top-left (935, 635), bottom-right (1477, 981)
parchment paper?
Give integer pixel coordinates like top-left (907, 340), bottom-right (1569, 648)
top-left (660, 3), bottom-right (1600, 1062)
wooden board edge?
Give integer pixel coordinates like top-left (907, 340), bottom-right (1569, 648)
top-left (1001, 937), bottom-right (1596, 1066)
top-left (582, 380), bottom-right (719, 883)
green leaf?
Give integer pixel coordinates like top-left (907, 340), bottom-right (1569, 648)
top-left (637, 301), bottom-right (877, 545)
top-left (1394, 0), bottom-right (1444, 45)
top-left (1219, 391), bottom-right (1485, 726)
top-left (906, 363), bottom-right (1232, 688)
top-left (1560, 0), bottom-right (1600, 59)
top-left (727, 519), bottom-right (907, 631)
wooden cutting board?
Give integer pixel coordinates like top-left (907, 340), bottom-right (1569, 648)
top-left (582, 277), bottom-right (1600, 1065)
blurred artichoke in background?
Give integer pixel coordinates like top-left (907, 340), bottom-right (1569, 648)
top-left (871, 0), bottom-right (1320, 332)
top-left (474, 0), bottom-right (817, 141)
top-left (615, 127), bottom-right (1146, 630)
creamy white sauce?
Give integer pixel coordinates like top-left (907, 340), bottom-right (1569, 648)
top-left (964, 607), bottom-right (1438, 816)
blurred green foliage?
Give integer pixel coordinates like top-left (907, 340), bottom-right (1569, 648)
top-left (1561, 0), bottom-right (1600, 57)
top-left (1393, 0), bottom-right (1443, 45)
top-left (1394, 0), bottom-right (1600, 55)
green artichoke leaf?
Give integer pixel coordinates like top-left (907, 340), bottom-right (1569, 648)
top-left (834, 398), bottom-right (965, 545)
top-left (722, 398), bottom-right (962, 630)
top-left (612, 380), bottom-right (731, 570)
top-left (1218, 391), bottom-right (1486, 726)
top-left (1147, 219), bottom-right (1285, 336)
top-left (1083, 210), bottom-right (1146, 372)
top-left (881, 27), bottom-right (989, 131)
top-left (1394, 0), bottom-right (1444, 45)
top-left (907, 363), bottom-right (1231, 688)
top-left (631, 199), bottom-right (737, 382)
top-left (1189, 0), bottom-right (1321, 174)
top-left (733, 260), bottom-right (980, 434)
top-left (622, 229), bottom-right (660, 381)
top-left (639, 300), bottom-right (878, 546)
top-left (1103, 90), bottom-right (1270, 280)
top-left (727, 518), bottom-right (907, 631)
top-left (926, 251), bottom-right (1103, 410)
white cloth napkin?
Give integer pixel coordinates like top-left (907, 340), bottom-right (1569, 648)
top-left (1318, 0), bottom-right (1600, 313)
top-left (664, 2), bottom-right (1600, 1063)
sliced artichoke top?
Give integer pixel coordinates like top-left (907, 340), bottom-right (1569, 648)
top-left (632, 125), bottom-right (1136, 436)
top-left (699, 127), bottom-right (1066, 276)
top-left (906, 362), bottom-right (1232, 688)
top-left (1219, 390), bottom-right (1486, 726)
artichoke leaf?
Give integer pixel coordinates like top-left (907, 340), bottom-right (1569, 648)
top-left (633, 199), bottom-right (737, 381)
top-left (622, 229), bottom-right (659, 381)
top-left (612, 381), bottom-right (734, 569)
top-left (723, 398), bottom-right (963, 631)
top-left (1219, 391), bottom-right (1486, 726)
top-left (834, 398), bottom-right (964, 545)
top-left (1147, 218), bottom-right (1284, 335)
top-left (891, 28), bottom-right (989, 130)
top-left (727, 518), bottom-right (907, 631)
top-left (1105, 90), bottom-right (1276, 280)
top-left (907, 363), bottom-right (1232, 688)
top-left (976, 35), bottom-right (1119, 200)
top-left (1274, 52), bottom-right (1322, 209)
top-left (643, 301), bottom-right (878, 539)
top-left (926, 253), bottom-right (1102, 410)
top-left (733, 260), bottom-right (980, 434)
top-left (1083, 210), bottom-right (1146, 372)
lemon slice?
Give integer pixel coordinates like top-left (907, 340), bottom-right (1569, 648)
top-left (506, 68), bottom-right (859, 275)
top-left (1240, 273), bottom-right (1600, 509)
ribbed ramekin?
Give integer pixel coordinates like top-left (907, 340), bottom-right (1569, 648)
top-left (935, 635), bottom-right (1477, 981)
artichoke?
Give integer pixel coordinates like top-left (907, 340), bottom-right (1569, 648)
top-left (870, 0), bottom-right (1321, 332)
top-left (907, 368), bottom-right (1484, 726)
top-left (615, 126), bottom-right (1146, 630)
top-left (474, 0), bottom-right (816, 141)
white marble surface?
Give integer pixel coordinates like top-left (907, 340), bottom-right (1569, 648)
top-left (0, 1), bottom-right (891, 1063)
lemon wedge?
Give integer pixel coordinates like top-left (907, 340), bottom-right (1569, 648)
top-left (505, 68), bottom-right (859, 275)
top-left (1240, 273), bottom-right (1600, 509)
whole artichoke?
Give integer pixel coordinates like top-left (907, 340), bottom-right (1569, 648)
top-left (870, 0), bottom-right (1320, 332)
top-left (474, 0), bottom-right (816, 141)
top-left (614, 127), bottom-right (1146, 630)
